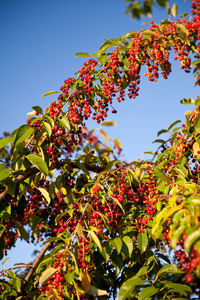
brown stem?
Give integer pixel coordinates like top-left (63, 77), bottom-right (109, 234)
top-left (1, 265), bottom-right (33, 273)
top-left (0, 167), bottom-right (38, 204)
top-left (22, 242), bottom-right (51, 286)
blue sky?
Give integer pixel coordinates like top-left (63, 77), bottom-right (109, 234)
top-left (0, 0), bottom-right (198, 269)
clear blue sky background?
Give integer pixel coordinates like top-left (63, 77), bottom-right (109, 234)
top-left (0, 0), bottom-right (198, 269)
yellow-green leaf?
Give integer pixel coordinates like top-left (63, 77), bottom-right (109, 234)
top-left (26, 154), bottom-right (48, 176)
top-left (42, 91), bottom-right (60, 98)
top-left (37, 187), bottom-right (51, 204)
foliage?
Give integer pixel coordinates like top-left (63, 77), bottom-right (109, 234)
top-left (125, 0), bottom-right (169, 19)
top-left (0, 0), bottom-right (200, 299)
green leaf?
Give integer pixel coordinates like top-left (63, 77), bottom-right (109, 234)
top-left (114, 138), bottom-right (121, 148)
top-left (154, 167), bottom-right (170, 183)
top-left (16, 224), bottom-right (29, 241)
top-left (74, 52), bottom-right (91, 57)
top-left (157, 129), bottom-right (168, 136)
top-left (26, 154), bottom-right (48, 175)
top-left (88, 231), bottom-right (102, 253)
top-left (171, 225), bottom-right (186, 248)
top-left (164, 282), bottom-right (192, 295)
top-left (42, 91), bottom-right (60, 98)
top-left (137, 232), bottom-right (148, 253)
top-left (1, 257), bottom-right (9, 266)
top-left (37, 187), bottom-right (51, 204)
top-left (191, 59), bottom-right (200, 68)
top-left (39, 267), bottom-right (58, 286)
top-left (143, 151), bottom-right (155, 155)
top-left (118, 278), bottom-right (146, 300)
top-left (45, 115), bottom-right (54, 127)
top-left (99, 54), bottom-right (108, 65)
top-left (171, 3), bottom-right (178, 17)
top-left (184, 229), bottom-right (200, 253)
top-left (180, 98), bottom-right (195, 105)
top-left (0, 224), bottom-right (6, 237)
top-left (102, 120), bottom-right (117, 126)
top-left (58, 116), bottom-right (71, 131)
top-left (14, 125), bottom-right (34, 145)
top-left (43, 121), bottom-right (52, 137)
top-left (123, 236), bottom-right (133, 258)
top-left (168, 120), bottom-right (181, 131)
top-left (110, 237), bottom-right (122, 254)
top-left (88, 286), bottom-right (107, 296)
top-left (194, 114), bottom-right (200, 133)
top-left (176, 23), bottom-right (189, 35)
top-left (155, 264), bottom-right (183, 281)
top-left (0, 137), bottom-right (14, 149)
top-left (152, 139), bottom-right (165, 144)
top-left (32, 105), bottom-right (43, 114)
top-left (139, 286), bottom-right (158, 300)
top-left (98, 41), bottom-right (115, 56)
top-left (0, 164), bottom-right (11, 181)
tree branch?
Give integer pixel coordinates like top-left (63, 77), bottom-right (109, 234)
top-left (21, 242), bottom-right (51, 288)
top-left (158, 193), bottom-right (183, 204)
top-left (0, 160), bottom-right (105, 204)
top-left (0, 167), bottom-right (38, 204)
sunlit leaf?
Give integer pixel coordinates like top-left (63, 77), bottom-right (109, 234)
top-left (39, 267), bottom-right (58, 286)
top-left (42, 91), bottom-right (60, 98)
top-left (26, 154), bottom-right (48, 175)
top-left (37, 187), bottom-right (51, 204)
top-left (74, 52), bottom-right (91, 57)
top-left (137, 232), bottom-right (148, 253)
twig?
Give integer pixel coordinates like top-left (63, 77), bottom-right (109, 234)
top-left (0, 167), bottom-right (38, 204)
top-left (158, 193), bottom-right (183, 204)
top-left (0, 160), bottom-right (105, 204)
top-left (1, 265), bottom-right (33, 273)
top-left (19, 241), bottom-right (51, 293)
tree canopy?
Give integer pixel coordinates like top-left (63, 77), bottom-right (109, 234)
top-left (0, 0), bottom-right (200, 299)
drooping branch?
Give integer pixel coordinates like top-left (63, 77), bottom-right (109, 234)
top-left (0, 160), bottom-right (105, 204)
